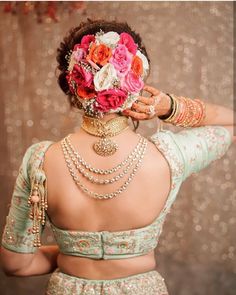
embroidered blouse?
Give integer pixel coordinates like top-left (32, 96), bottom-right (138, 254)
top-left (1, 125), bottom-right (233, 259)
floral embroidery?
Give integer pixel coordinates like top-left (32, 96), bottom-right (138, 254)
top-left (46, 269), bottom-right (169, 295)
top-left (50, 212), bottom-right (166, 259)
top-left (171, 126), bottom-right (232, 181)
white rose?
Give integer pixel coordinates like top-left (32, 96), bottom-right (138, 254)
top-left (94, 63), bottom-right (118, 91)
top-left (136, 50), bottom-right (149, 77)
top-left (95, 31), bottom-right (120, 48)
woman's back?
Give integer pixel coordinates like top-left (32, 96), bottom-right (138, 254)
top-left (44, 127), bottom-right (171, 233)
top-left (42, 125), bottom-right (172, 279)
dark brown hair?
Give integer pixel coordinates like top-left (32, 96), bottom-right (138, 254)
top-left (56, 18), bottom-right (151, 130)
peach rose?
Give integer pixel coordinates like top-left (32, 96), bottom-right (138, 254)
top-left (77, 86), bottom-right (97, 100)
top-left (131, 55), bottom-right (143, 76)
top-left (86, 43), bottom-right (112, 66)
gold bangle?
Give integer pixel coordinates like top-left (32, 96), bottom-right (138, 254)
top-left (163, 94), bottom-right (178, 123)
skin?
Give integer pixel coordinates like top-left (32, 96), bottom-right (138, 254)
top-left (1, 84), bottom-right (235, 279)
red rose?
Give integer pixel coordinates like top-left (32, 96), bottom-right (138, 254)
top-left (70, 64), bottom-right (93, 88)
top-left (73, 35), bottom-right (95, 53)
top-left (94, 89), bottom-right (128, 112)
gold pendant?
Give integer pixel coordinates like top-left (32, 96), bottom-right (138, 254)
top-left (93, 137), bottom-right (118, 157)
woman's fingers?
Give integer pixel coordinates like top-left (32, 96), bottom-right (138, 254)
top-left (122, 109), bottom-right (149, 120)
top-left (132, 102), bottom-right (153, 114)
top-left (121, 84), bottom-right (163, 121)
top-left (137, 95), bottom-right (154, 105)
top-left (143, 85), bottom-right (161, 96)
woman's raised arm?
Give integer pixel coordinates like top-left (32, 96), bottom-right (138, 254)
top-left (122, 84), bottom-right (236, 143)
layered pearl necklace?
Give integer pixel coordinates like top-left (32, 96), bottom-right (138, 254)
top-left (61, 133), bottom-right (148, 200)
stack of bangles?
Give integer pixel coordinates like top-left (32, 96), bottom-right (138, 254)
top-left (158, 93), bottom-right (206, 128)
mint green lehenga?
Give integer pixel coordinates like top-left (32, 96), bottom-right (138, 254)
top-left (1, 125), bottom-right (232, 294)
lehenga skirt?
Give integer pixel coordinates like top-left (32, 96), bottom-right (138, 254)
top-left (45, 268), bottom-right (169, 295)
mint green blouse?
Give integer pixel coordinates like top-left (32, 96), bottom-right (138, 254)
top-left (1, 125), bottom-right (233, 259)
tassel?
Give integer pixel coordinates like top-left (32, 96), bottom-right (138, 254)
top-left (28, 172), bottom-right (47, 247)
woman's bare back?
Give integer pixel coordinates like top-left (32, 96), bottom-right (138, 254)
top-left (43, 127), bottom-right (171, 279)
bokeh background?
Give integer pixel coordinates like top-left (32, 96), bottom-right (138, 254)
top-left (0, 1), bottom-right (235, 295)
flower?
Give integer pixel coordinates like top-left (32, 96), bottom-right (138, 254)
top-left (120, 70), bottom-right (144, 94)
top-left (68, 48), bottom-right (86, 71)
top-left (95, 31), bottom-right (120, 47)
top-left (118, 32), bottom-right (138, 55)
top-left (78, 34), bottom-right (95, 52)
top-left (70, 64), bottom-right (93, 88)
top-left (77, 86), bottom-right (97, 100)
top-left (65, 31), bottom-right (149, 115)
top-left (86, 43), bottom-right (112, 66)
top-left (73, 48), bottom-right (86, 62)
top-left (136, 50), bottom-right (149, 77)
top-left (94, 89), bottom-right (128, 112)
top-left (131, 55), bottom-right (143, 76)
top-left (110, 44), bottom-right (133, 77)
top-left (94, 63), bottom-right (118, 91)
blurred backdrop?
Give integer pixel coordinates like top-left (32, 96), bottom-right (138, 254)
top-left (0, 1), bottom-right (235, 295)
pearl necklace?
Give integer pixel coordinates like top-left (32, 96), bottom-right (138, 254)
top-left (61, 134), bottom-right (148, 200)
top-left (62, 135), bottom-right (145, 185)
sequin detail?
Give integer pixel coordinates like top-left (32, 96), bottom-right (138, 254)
top-left (45, 269), bottom-right (169, 295)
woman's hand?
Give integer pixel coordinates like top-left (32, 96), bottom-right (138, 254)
top-left (122, 84), bottom-right (172, 120)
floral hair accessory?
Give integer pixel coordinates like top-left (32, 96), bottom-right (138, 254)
top-left (66, 29), bottom-right (149, 117)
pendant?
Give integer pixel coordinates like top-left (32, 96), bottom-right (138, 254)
top-left (93, 137), bottom-right (118, 157)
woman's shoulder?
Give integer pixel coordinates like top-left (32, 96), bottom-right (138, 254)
top-left (148, 129), bottom-right (185, 181)
top-left (24, 140), bottom-right (55, 159)
top-left (21, 140), bottom-right (55, 174)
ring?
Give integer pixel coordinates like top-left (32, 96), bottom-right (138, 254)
top-left (147, 105), bottom-right (156, 117)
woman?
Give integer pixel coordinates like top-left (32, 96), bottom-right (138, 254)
top-left (0, 18), bottom-right (235, 295)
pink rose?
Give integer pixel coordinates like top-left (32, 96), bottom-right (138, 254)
top-left (73, 47), bottom-right (86, 62)
top-left (120, 70), bottom-right (144, 94)
top-left (118, 33), bottom-right (138, 55)
top-left (70, 64), bottom-right (93, 88)
top-left (94, 89), bottom-right (128, 112)
top-left (110, 44), bottom-right (133, 77)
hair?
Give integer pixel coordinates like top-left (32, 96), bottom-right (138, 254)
top-left (56, 18), bottom-right (151, 131)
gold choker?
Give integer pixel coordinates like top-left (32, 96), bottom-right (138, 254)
top-left (81, 115), bottom-right (130, 157)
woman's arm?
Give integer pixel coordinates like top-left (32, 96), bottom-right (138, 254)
top-left (123, 85), bottom-right (236, 143)
top-left (200, 101), bottom-right (234, 126)
top-left (1, 245), bottom-right (59, 276)
top-left (0, 141), bottom-right (59, 277)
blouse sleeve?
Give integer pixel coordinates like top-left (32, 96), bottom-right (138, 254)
top-left (1, 142), bottom-right (50, 253)
top-left (170, 125), bottom-right (233, 181)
